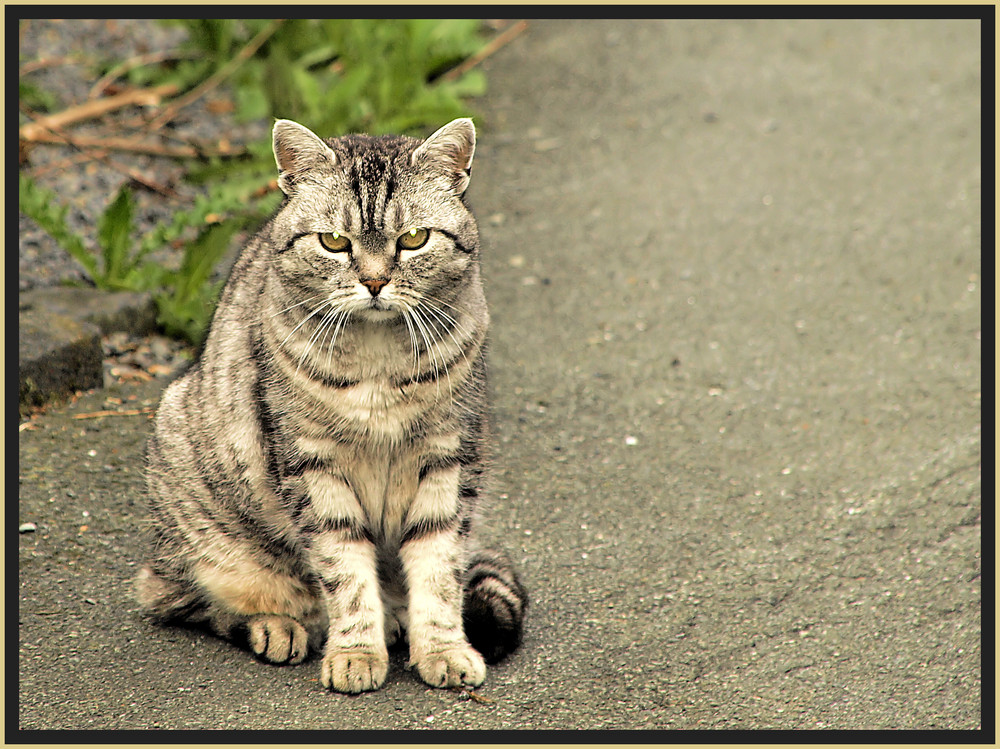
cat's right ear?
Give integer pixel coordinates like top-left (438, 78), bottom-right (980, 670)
top-left (411, 118), bottom-right (476, 196)
top-left (272, 119), bottom-right (337, 195)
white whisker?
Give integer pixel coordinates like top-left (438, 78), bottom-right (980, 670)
top-left (278, 298), bottom-right (333, 353)
top-left (269, 292), bottom-right (326, 319)
top-left (418, 300), bottom-right (480, 417)
top-left (408, 304), bottom-right (445, 397)
top-left (272, 290), bottom-right (355, 376)
top-left (324, 307), bottom-right (353, 371)
top-left (420, 291), bottom-right (472, 320)
top-left (400, 306), bottom-right (421, 381)
top-left (297, 304), bottom-right (341, 376)
top-left (421, 292), bottom-right (490, 386)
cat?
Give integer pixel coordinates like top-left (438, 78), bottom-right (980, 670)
top-left (134, 117), bottom-right (527, 693)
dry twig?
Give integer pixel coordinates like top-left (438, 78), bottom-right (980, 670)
top-left (442, 20), bottom-right (528, 82)
top-left (19, 55), bottom-right (92, 75)
top-left (18, 83), bottom-right (179, 141)
top-left (19, 109), bottom-right (180, 196)
top-left (20, 129), bottom-right (243, 159)
top-left (452, 687), bottom-right (495, 704)
top-left (72, 408), bottom-right (155, 420)
top-left (28, 151), bottom-right (106, 177)
top-left (88, 50), bottom-right (196, 99)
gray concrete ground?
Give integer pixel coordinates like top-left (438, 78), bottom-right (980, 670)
top-left (17, 19), bottom-right (983, 733)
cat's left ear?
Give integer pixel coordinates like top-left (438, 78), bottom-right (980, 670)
top-left (273, 119), bottom-right (337, 195)
top-left (411, 118), bottom-right (476, 196)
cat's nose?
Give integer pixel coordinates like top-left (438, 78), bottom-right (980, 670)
top-left (362, 278), bottom-right (389, 296)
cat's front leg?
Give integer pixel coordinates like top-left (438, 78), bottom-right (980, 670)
top-left (302, 472), bottom-right (388, 693)
top-left (400, 464), bottom-right (486, 689)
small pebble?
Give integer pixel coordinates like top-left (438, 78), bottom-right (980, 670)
top-left (149, 336), bottom-right (174, 360)
top-left (19, 522), bottom-right (38, 533)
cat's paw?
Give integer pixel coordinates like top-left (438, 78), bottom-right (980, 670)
top-left (321, 648), bottom-right (389, 693)
top-left (248, 615), bottom-right (309, 664)
top-left (412, 644), bottom-right (486, 689)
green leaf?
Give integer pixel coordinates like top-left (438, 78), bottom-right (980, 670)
top-left (295, 43), bottom-right (337, 70)
top-left (155, 279), bottom-right (225, 345)
top-left (136, 176), bottom-right (276, 261)
top-left (96, 185), bottom-right (136, 286)
top-left (234, 84), bottom-right (270, 122)
top-left (154, 217), bottom-right (247, 344)
top-left (177, 218), bottom-right (243, 291)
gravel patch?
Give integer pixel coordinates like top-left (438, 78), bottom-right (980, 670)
top-left (102, 331), bottom-right (193, 387)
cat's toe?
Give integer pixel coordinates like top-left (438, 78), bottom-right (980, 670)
top-left (413, 644), bottom-right (486, 689)
top-left (321, 648), bottom-right (389, 693)
top-left (248, 615), bottom-right (309, 665)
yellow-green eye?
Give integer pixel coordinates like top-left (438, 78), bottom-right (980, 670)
top-left (318, 232), bottom-right (350, 253)
top-left (397, 227), bottom-right (429, 251)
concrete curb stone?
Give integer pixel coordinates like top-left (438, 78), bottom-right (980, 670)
top-left (17, 286), bottom-right (158, 417)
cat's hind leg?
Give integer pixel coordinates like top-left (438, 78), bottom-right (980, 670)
top-left (135, 558), bottom-right (323, 665)
top-left (219, 611), bottom-right (312, 665)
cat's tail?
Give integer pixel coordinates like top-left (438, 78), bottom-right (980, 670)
top-left (462, 550), bottom-right (528, 663)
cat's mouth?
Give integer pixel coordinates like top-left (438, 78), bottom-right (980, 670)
top-left (358, 298), bottom-right (400, 322)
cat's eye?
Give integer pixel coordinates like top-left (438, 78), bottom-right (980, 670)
top-left (397, 227), bottom-right (429, 252)
top-left (318, 232), bottom-right (351, 253)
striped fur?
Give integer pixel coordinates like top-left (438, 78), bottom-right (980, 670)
top-left (136, 119), bottom-right (526, 693)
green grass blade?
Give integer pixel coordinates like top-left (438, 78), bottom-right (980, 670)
top-left (96, 184), bottom-right (137, 287)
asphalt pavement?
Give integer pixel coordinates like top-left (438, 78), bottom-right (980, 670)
top-left (17, 18), bottom-right (983, 736)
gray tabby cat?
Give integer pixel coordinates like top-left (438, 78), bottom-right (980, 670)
top-left (135, 118), bottom-right (526, 693)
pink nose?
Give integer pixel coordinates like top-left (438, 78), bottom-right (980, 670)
top-left (362, 278), bottom-right (389, 296)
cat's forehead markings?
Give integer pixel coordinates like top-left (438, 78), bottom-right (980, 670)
top-left (347, 163), bottom-right (396, 234)
top-left (332, 135), bottom-right (416, 234)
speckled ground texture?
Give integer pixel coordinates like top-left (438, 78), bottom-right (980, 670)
top-left (18, 18), bottom-right (983, 735)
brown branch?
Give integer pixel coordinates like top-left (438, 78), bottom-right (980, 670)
top-left (20, 129), bottom-right (245, 159)
top-left (19, 83), bottom-right (180, 141)
top-left (441, 20), bottom-right (528, 82)
top-left (147, 19), bottom-right (284, 131)
top-left (72, 407), bottom-right (155, 420)
top-left (20, 116), bottom-right (181, 196)
top-left (88, 51), bottom-right (196, 99)
top-left (19, 55), bottom-right (92, 75)
top-left (106, 158), bottom-right (180, 198)
top-left (451, 687), bottom-right (495, 704)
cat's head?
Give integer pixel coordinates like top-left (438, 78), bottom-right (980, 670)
top-left (269, 118), bottom-right (481, 324)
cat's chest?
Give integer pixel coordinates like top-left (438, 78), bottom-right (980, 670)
top-left (336, 379), bottom-right (413, 430)
top-left (294, 352), bottom-right (440, 445)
